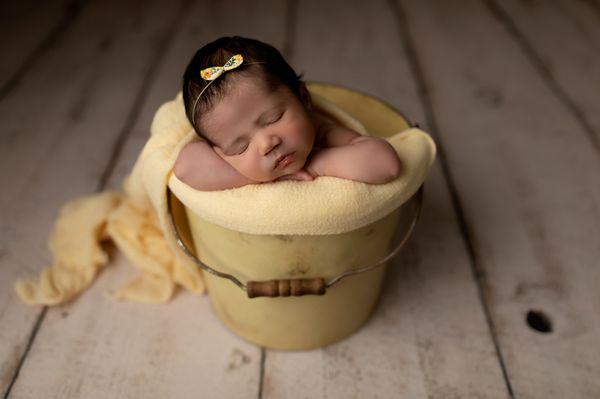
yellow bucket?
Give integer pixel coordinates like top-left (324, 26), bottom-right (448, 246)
top-left (166, 83), bottom-right (425, 350)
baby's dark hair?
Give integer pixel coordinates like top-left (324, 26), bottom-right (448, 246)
top-left (182, 36), bottom-right (307, 143)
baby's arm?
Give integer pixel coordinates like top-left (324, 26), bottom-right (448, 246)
top-left (305, 124), bottom-right (402, 184)
top-left (173, 140), bottom-right (258, 191)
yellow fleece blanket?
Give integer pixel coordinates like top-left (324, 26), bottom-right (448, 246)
top-left (14, 85), bottom-right (436, 306)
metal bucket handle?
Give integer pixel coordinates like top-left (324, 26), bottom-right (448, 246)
top-left (166, 185), bottom-right (424, 298)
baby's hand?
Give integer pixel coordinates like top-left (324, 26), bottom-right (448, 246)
top-left (275, 167), bottom-right (315, 182)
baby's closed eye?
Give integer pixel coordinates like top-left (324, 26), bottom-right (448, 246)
top-left (219, 110), bottom-right (286, 156)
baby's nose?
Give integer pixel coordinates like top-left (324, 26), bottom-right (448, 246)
top-left (260, 134), bottom-right (282, 155)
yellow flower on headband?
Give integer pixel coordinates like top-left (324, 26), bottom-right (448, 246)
top-left (200, 54), bottom-right (244, 81)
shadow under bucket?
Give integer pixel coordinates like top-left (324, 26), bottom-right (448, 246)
top-left (166, 83), bottom-right (428, 350)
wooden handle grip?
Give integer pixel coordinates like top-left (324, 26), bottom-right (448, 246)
top-left (246, 278), bottom-right (326, 298)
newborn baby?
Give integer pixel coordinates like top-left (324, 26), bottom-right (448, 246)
top-left (174, 36), bottom-right (401, 191)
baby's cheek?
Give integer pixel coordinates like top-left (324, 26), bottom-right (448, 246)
top-left (235, 158), bottom-right (274, 182)
top-left (230, 158), bottom-right (250, 175)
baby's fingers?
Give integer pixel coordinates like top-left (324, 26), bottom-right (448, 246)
top-left (276, 170), bottom-right (314, 181)
top-left (295, 170), bottom-right (315, 181)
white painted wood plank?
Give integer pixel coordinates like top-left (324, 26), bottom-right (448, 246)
top-left (7, 0), bottom-right (291, 398)
top-left (288, 0), bottom-right (424, 126)
top-left (0, 0), bottom-right (229, 396)
top-left (262, 0), bottom-right (510, 397)
top-left (10, 252), bottom-right (262, 399)
top-left (489, 0), bottom-right (600, 146)
top-left (400, 0), bottom-right (600, 397)
top-left (0, 0), bottom-right (75, 90)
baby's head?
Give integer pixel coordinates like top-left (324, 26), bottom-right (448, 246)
top-left (182, 36), bottom-right (317, 182)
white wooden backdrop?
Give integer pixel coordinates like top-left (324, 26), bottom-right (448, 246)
top-left (1, 0), bottom-right (598, 398)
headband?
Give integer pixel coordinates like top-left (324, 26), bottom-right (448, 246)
top-left (191, 54), bottom-right (265, 126)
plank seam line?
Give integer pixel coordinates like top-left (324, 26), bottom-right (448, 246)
top-left (3, 307), bottom-right (48, 399)
top-left (0, 0), bottom-right (87, 102)
top-left (2, 1), bottom-right (87, 397)
top-left (388, 0), bottom-right (515, 397)
top-left (258, 2), bottom-right (298, 396)
top-left (258, 347), bottom-right (266, 399)
top-left (483, 0), bottom-right (600, 156)
top-left (281, 0), bottom-right (298, 61)
top-left (96, 0), bottom-right (194, 191)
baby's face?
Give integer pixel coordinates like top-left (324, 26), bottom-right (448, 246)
top-left (199, 76), bottom-right (316, 182)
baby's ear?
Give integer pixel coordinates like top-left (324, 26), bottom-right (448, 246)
top-left (298, 82), bottom-right (312, 110)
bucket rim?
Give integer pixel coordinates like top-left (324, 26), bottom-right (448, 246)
top-left (306, 80), bottom-right (416, 129)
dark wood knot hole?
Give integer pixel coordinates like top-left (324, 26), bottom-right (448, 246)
top-left (526, 309), bottom-right (553, 334)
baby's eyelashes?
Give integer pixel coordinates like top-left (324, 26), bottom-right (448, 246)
top-left (258, 109), bottom-right (285, 126)
top-left (269, 110), bottom-right (285, 124)
top-left (213, 110), bottom-right (286, 157)
top-left (235, 142), bottom-right (249, 154)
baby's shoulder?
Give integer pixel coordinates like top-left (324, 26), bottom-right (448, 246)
top-left (172, 140), bottom-right (207, 181)
top-left (311, 110), bottom-right (361, 148)
top-left (311, 109), bottom-right (337, 147)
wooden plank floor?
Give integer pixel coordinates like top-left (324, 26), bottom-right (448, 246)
top-left (1, 0), bottom-right (598, 397)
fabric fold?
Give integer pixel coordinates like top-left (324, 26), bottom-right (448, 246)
top-left (15, 191), bottom-right (123, 305)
